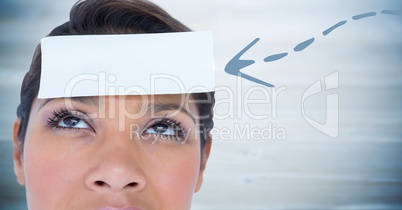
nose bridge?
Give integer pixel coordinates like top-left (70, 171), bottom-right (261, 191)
top-left (85, 129), bottom-right (146, 192)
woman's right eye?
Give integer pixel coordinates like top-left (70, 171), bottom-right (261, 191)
top-left (57, 116), bottom-right (90, 129)
top-left (47, 109), bottom-right (92, 131)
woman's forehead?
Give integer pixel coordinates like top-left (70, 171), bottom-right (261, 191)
top-left (38, 94), bottom-right (192, 104)
top-left (90, 94), bottom-right (195, 106)
top-left (34, 94), bottom-right (199, 118)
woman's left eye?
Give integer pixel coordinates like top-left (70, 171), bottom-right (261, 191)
top-left (142, 117), bottom-right (186, 142)
top-left (58, 116), bottom-right (90, 129)
top-left (144, 123), bottom-right (175, 136)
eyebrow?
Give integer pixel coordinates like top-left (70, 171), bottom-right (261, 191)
top-left (145, 103), bottom-right (196, 123)
top-left (38, 97), bottom-right (196, 123)
top-left (38, 97), bottom-right (101, 111)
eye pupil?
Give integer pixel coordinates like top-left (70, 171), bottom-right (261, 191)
top-left (63, 117), bottom-right (80, 127)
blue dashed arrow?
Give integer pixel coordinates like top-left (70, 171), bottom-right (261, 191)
top-left (224, 9), bottom-right (400, 87)
top-left (225, 38), bottom-right (275, 87)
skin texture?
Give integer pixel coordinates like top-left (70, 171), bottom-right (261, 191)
top-left (13, 94), bottom-right (212, 210)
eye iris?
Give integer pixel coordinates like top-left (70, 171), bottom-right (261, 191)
top-left (63, 117), bottom-right (80, 127)
top-left (153, 124), bottom-right (168, 133)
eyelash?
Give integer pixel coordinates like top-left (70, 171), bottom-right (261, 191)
top-left (46, 108), bottom-right (92, 131)
top-left (143, 116), bottom-right (187, 142)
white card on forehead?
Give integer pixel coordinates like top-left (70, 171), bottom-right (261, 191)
top-left (38, 32), bottom-right (214, 99)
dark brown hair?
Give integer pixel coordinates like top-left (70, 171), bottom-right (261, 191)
top-left (16, 0), bottom-right (214, 149)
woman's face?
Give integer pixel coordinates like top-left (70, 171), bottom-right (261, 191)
top-left (13, 94), bottom-right (211, 210)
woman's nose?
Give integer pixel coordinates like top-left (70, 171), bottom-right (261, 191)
top-left (84, 140), bottom-right (146, 192)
